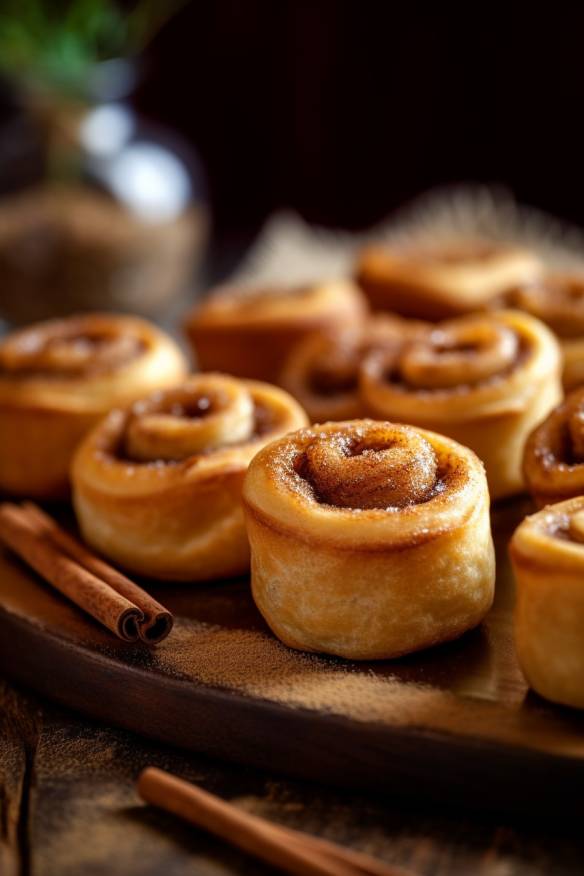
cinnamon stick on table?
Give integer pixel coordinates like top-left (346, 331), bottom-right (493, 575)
top-left (137, 767), bottom-right (414, 876)
top-left (0, 502), bottom-right (173, 644)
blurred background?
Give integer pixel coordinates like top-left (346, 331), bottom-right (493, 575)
top-left (137, 2), bottom-right (584, 234)
top-left (1, 0), bottom-right (583, 321)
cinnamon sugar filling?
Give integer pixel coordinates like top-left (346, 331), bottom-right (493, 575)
top-left (104, 400), bottom-right (284, 466)
top-left (528, 391), bottom-right (584, 473)
top-left (374, 335), bottom-right (529, 394)
top-left (0, 328), bottom-right (146, 378)
top-left (512, 275), bottom-right (584, 339)
top-left (290, 426), bottom-right (460, 511)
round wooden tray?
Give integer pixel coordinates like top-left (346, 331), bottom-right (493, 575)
top-left (1, 499), bottom-right (584, 814)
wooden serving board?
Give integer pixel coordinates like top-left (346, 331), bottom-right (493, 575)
top-left (2, 499), bottom-right (584, 815)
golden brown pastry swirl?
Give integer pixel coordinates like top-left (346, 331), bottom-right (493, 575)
top-left (301, 424), bottom-right (436, 509)
top-left (361, 310), bottom-right (562, 499)
top-left (184, 279), bottom-right (367, 383)
top-left (511, 497), bottom-right (584, 708)
top-left (72, 373), bottom-right (308, 581)
top-left (0, 319), bottom-right (141, 378)
top-left (280, 315), bottom-right (425, 422)
top-left (0, 313), bottom-right (187, 498)
top-left (123, 377), bottom-right (255, 462)
top-left (243, 419), bottom-right (495, 659)
top-left (398, 317), bottom-right (518, 389)
top-left (511, 274), bottom-right (584, 339)
top-left (510, 273), bottom-right (584, 390)
top-left (523, 387), bottom-right (584, 506)
top-left (355, 239), bottom-right (542, 320)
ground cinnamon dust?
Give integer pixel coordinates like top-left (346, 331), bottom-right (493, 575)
top-left (149, 618), bottom-right (584, 757)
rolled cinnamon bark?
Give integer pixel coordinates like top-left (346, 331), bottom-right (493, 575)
top-left (0, 504), bottom-right (143, 641)
top-left (22, 503), bottom-right (172, 643)
top-left (137, 767), bottom-right (409, 876)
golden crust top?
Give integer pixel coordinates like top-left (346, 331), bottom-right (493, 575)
top-left (510, 495), bottom-right (584, 573)
top-left (361, 310), bottom-right (560, 422)
top-left (185, 280), bottom-right (366, 329)
top-left (73, 373), bottom-right (308, 496)
top-left (0, 312), bottom-right (187, 411)
top-left (280, 314), bottom-right (426, 421)
top-left (243, 419), bottom-right (488, 550)
top-left (523, 387), bottom-right (584, 502)
top-left (510, 273), bottom-right (584, 339)
top-left (356, 239), bottom-right (542, 302)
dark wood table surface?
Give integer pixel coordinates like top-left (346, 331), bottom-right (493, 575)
top-left (2, 676), bottom-right (584, 876)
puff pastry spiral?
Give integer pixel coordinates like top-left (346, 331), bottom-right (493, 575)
top-left (72, 373), bottom-right (307, 581)
top-left (523, 387), bottom-right (584, 507)
top-left (511, 497), bottom-right (584, 708)
top-left (184, 280), bottom-right (367, 383)
top-left (361, 310), bottom-right (562, 499)
top-left (356, 239), bottom-right (542, 320)
top-left (280, 315), bottom-right (426, 422)
top-left (0, 313), bottom-right (187, 498)
top-left (510, 273), bottom-right (584, 391)
top-left (243, 419), bottom-right (495, 659)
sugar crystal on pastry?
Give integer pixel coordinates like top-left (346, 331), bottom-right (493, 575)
top-left (72, 373), bottom-right (307, 581)
top-left (243, 419), bottom-right (495, 660)
top-left (523, 386), bottom-right (584, 506)
top-left (511, 496), bottom-right (584, 709)
top-left (361, 310), bottom-right (561, 499)
top-left (509, 273), bottom-right (584, 390)
top-left (0, 312), bottom-right (188, 498)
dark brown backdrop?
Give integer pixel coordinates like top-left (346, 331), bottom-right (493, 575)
top-left (1, 1), bottom-right (583, 244)
top-left (137, 1), bottom-right (584, 237)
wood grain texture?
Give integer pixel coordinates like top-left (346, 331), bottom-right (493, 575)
top-left (0, 681), bottom-right (40, 876)
top-left (3, 680), bottom-right (584, 876)
top-left (2, 500), bottom-right (584, 820)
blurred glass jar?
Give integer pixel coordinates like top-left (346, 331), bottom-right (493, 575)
top-left (0, 59), bottom-right (208, 325)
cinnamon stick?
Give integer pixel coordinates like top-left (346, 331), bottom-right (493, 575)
top-left (0, 503), bottom-right (172, 644)
top-left (23, 503), bottom-right (172, 643)
top-left (259, 822), bottom-right (403, 876)
top-left (137, 767), bottom-right (412, 876)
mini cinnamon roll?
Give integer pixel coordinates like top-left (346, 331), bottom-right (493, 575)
top-left (510, 497), bottom-right (584, 708)
top-left (361, 310), bottom-right (562, 500)
top-left (510, 273), bottom-right (584, 391)
top-left (0, 313), bottom-right (187, 499)
top-left (184, 280), bottom-right (367, 382)
top-left (356, 239), bottom-right (542, 320)
top-left (523, 387), bottom-right (584, 507)
top-left (72, 374), bottom-right (307, 581)
top-left (243, 420), bottom-right (495, 660)
top-left (280, 314), bottom-right (427, 422)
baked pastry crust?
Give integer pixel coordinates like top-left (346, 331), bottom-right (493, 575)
top-left (280, 314), bottom-right (426, 422)
top-left (0, 313), bottom-right (187, 499)
top-left (356, 239), bottom-right (542, 320)
top-left (243, 419), bottom-right (495, 660)
top-left (184, 280), bottom-right (367, 382)
top-left (523, 387), bottom-right (584, 507)
top-left (511, 497), bottom-right (584, 708)
top-left (361, 310), bottom-right (562, 500)
top-left (510, 273), bottom-right (584, 391)
top-left (72, 373), bottom-right (308, 581)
